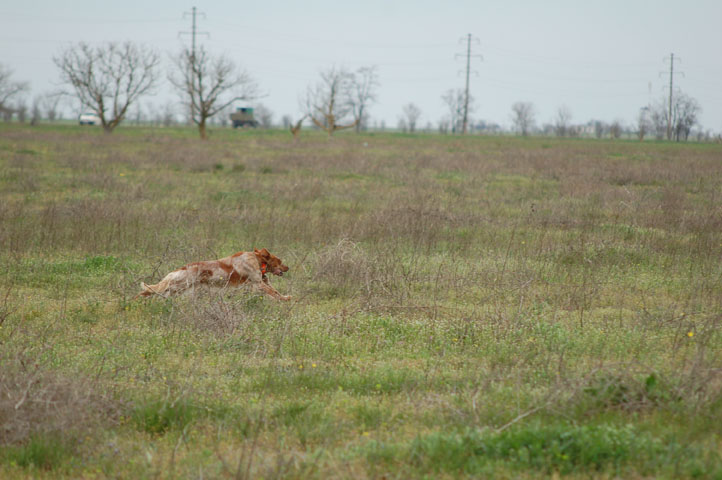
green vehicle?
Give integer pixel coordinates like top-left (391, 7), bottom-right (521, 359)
top-left (230, 107), bottom-right (259, 128)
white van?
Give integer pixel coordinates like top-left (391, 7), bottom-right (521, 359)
top-left (78, 112), bottom-right (101, 125)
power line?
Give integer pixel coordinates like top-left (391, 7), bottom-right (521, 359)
top-left (179, 6), bottom-right (208, 60)
top-left (660, 53), bottom-right (684, 140)
top-left (179, 6), bottom-right (208, 123)
top-left (456, 34), bottom-right (481, 134)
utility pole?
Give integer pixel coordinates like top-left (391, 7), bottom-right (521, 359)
top-left (190, 6), bottom-right (198, 58)
top-left (455, 34), bottom-right (481, 135)
top-left (181, 7), bottom-right (208, 61)
top-left (179, 7), bottom-right (208, 124)
top-left (660, 53), bottom-right (683, 140)
top-left (667, 53), bottom-right (674, 140)
top-left (462, 34), bottom-right (472, 135)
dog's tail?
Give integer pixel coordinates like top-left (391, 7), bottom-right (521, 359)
top-left (134, 281), bottom-right (162, 300)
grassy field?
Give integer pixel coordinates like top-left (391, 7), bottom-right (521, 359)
top-left (1, 123), bottom-right (721, 479)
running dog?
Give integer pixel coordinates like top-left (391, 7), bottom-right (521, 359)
top-left (136, 248), bottom-right (291, 301)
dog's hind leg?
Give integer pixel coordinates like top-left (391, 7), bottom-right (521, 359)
top-left (134, 281), bottom-right (167, 299)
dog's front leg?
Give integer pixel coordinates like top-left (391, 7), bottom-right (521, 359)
top-left (256, 281), bottom-right (291, 301)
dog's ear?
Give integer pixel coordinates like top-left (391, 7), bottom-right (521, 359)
top-left (259, 248), bottom-right (271, 260)
top-left (254, 248), bottom-right (260, 253)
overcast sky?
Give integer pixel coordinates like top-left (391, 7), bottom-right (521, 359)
top-left (2, 0), bottom-right (721, 131)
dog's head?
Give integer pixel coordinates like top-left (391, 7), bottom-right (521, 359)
top-left (254, 248), bottom-right (289, 276)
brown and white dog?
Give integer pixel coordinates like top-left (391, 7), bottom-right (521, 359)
top-left (136, 248), bottom-right (291, 300)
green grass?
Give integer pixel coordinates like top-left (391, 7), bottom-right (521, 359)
top-left (1, 434), bottom-right (73, 471)
top-left (130, 396), bottom-right (230, 435)
top-left (361, 422), bottom-right (720, 477)
top-left (0, 122), bottom-right (721, 478)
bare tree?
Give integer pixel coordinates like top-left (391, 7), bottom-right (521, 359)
top-left (303, 66), bottom-right (357, 137)
top-left (648, 92), bottom-right (701, 142)
top-left (40, 94), bottom-right (62, 122)
top-left (148, 101), bottom-right (177, 127)
top-left (254, 103), bottom-right (274, 129)
top-left (672, 92), bottom-right (700, 141)
top-left (649, 101), bottom-right (667, 140)
top-left (0, 64), bottom-right (29, 119)
top-left (441, 88), bottom-right (473, 134)
top-left (54, 42), bottom-right (159, 133)
top-left (30, 96), bottom-right (42, 125)
top-left (170, 46), bottom-right (258, 140)
top-left (131, 104), bottom-right (144, 125)
top-left (593, 120), bottom-right (606, 139)
top-left (554, 106), bottom-right (572, 137)
top-left (348, 66), bottom-right (379, 133)
top-left (15, 99), bottom-right (28, 123)
top-left (290, 115), bottom-right (306, 141)
top-left (609, 120), bottom-right (623, 139)
top-left (636, 107), bottom-right (650, 141)
top-left (438, 117), bottom-right (450, 134)
top-left (510, 101), bottom-right (535, 136)
top-left (162, 102), bottom-right (177, 127)
top-left (401, 103), bottom-right (422, 133)
top-left (145, 102), bottom-right (157, 126)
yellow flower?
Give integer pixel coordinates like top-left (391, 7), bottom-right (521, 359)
top-left (299, 364), bottom-right (303, 369)
top-left (312, 363), bottom-right (317, 368)
top-left (687, 331), bottom-right (694, 338)
top-left (362, 431), bottom-right (370, 437)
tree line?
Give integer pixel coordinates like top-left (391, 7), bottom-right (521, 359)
top-left (0, 41), bottom-right (712, 142)
top-left (510, 95), bottom-right (704, 142)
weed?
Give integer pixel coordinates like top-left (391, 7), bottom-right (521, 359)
top-left (0, 349), bottom-right (122, 447)
top-left (131, 396), bottom-right (205, 435)
top-left (1, 433), bottom-right (71, 470)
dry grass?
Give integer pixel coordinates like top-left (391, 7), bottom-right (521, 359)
top-left (0, 124), bottom-right (721, 477)
top-left (0, 326), bottom-right (124, 452)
